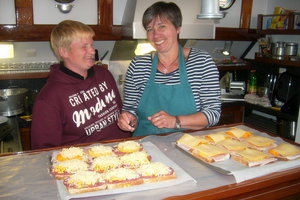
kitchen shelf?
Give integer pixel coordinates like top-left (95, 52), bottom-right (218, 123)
top-left (253, 54), bottom-right (300, 67)
top-left (215, 28), bottom-right (261, 41)
top-left (257, 13), bottom-right (300, 35)
top-left (217, 63), bottom-right (250, 71)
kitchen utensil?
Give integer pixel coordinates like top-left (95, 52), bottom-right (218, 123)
top-left (271, 42), bottom-right (286, 59)
top-left (285, 42), bottom-right (298, 56)
top-left (0, 88), bottom-right (28, 116)
top-left (55, 4), bottom-right (74, 13)
top-left (271, 42), bottom-right (279, 56)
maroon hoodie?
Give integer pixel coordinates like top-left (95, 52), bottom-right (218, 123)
top-left (31, 64), bottom-right (131, 149)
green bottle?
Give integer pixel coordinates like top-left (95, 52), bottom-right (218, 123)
top-left (248, 70), bottom-right (257, 94)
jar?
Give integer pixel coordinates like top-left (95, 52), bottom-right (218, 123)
top-left (285, 42), bottom-right (298, 56)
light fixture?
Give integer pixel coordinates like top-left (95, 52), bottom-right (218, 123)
top-left (134, 42), bottom-right (156, 55)
top-left (219, 0), bottom-right (236, 11)
top-left (54, 0), bottom-right (75, 14)
top-left (0, 43), bottom-right (14, 59)
top-left (222, 41), bottom-right (233, 56)
top-left (197, 0), bottom-right (224, 19)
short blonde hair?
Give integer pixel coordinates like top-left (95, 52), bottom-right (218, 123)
top-left (50, 20), bottom-right (95, 61)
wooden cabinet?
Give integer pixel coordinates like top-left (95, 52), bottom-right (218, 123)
top-left (0, 0), bottom-right (260, 41)
top-left (32, 0), bottom-right (98, 25)
top-left (0, 0), bottom-right (122, 41)
top-left (19, 127), bottom-right (31, 151)
top-left (218, 104), bottom-right (244, 125)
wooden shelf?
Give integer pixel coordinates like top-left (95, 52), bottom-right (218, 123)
top-left (257, 13), bottom-right (300, 35)
top-left (215, 28), bottom-right (261, 41)
top-left (253, 54), bottom-right (300, 67)
top-left (217, 64), bottom-right (250, 71)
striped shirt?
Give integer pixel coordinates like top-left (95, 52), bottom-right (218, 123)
top-left (122, 48), bottom-right (221, 126)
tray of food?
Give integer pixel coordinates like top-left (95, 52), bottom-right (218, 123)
top-left (50, 141), bottom-right (195, 200)
top-left (176, 126), bottom-right (300, 178)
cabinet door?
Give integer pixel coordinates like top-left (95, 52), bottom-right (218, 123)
top-left (0, 0), bottom-right (16, 24)
top-left (32, 0), bottom-right (98, 24)
top-left (218, 105), bottom-right (244, 125)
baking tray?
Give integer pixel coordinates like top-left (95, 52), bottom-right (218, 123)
top-left (56, 141), bottom-right (196, 200)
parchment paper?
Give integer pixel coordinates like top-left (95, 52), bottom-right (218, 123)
top-left (56, 142), bottom-right (196, 200)
top-left (0, 124), bottom-right (299, 200)
top-left (176, 126), bottom-right (300, 183)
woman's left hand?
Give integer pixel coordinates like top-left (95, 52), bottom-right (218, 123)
top-left (148, 110), bottom-right (176, 129)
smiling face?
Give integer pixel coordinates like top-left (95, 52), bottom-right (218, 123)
top-left (146, 16), bottom-right (180, 54)
top-left (59, 33), bottom-right (95, 78)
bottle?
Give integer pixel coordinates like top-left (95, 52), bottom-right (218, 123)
top-left (247, 70), bottom-right (257, 94)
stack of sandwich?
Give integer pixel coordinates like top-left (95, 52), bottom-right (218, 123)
top-left (176, 127), bottom-right (300, 167)
top-left (50, 141), bottom-right (176, 194)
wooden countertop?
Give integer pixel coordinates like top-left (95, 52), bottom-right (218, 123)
top-left (1, 123), bottom-right (300, 200)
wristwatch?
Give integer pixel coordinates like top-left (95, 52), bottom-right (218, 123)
top-left (175, 116), bottom-right (181, 129)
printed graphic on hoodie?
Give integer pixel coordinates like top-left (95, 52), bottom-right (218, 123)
top-left (68, 81), bottom-right (120, 136)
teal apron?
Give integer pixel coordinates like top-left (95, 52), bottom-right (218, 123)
top-left (133, 46), bottom-right (197, 137)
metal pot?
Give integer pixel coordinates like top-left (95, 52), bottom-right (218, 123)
top-left (0, 88), bottom-right (28, 116)
top-left (285, 42), bottom-right (298, 56)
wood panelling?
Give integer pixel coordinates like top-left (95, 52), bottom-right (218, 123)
top-left (240, 0), bottom-right (253, 29)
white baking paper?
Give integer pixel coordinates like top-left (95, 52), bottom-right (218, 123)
top-left (176, 127), bottom-right (300, 183)
top-left (56, 142), bottom-right (196, 200)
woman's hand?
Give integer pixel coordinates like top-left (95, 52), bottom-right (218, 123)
top-left (148, 110), bottom-right (176, 129)
top-left (117, 111), bottom-right (138, 132)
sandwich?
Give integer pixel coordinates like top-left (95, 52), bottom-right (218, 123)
top-left (225, 127), bottom-right (252, 140)
top-left (205, 131), bottom-right (228, 143)
top-left (231, 148), bottom-right (277, 167)
top-left (87, 145), bottom-right (114, 158)
top-left (176, 134), bottom-right (209, 151)
top-left (51, 159), bottom-right (89, 180)
top-left (243, 135), bottom-right (277, 151)
top-left (91, 155), bottom-right (122, 173)
top-left (63, 171), bottom-right (106, 194)
top-left (54, 147), bottom-right (86, 162)
top-left (217, 138), bottom-right (248, 152)
top-left (120, 151), bottom-right (151, 168)
top-left (114, 141), bottom-right (143, 155)
top-left (191, 144), bottom-right (230, 163)
top-left (103, 168), bottom-right (143, 189)
top-left (136, 162), bottom-right (176, 183)
top-left (268, 143), bottom-right (300, 160)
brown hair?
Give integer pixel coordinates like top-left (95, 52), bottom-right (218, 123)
top-left (50, 20), bottom-right (95, 61)
top-left (142, 1), bottom-right (182, 29)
